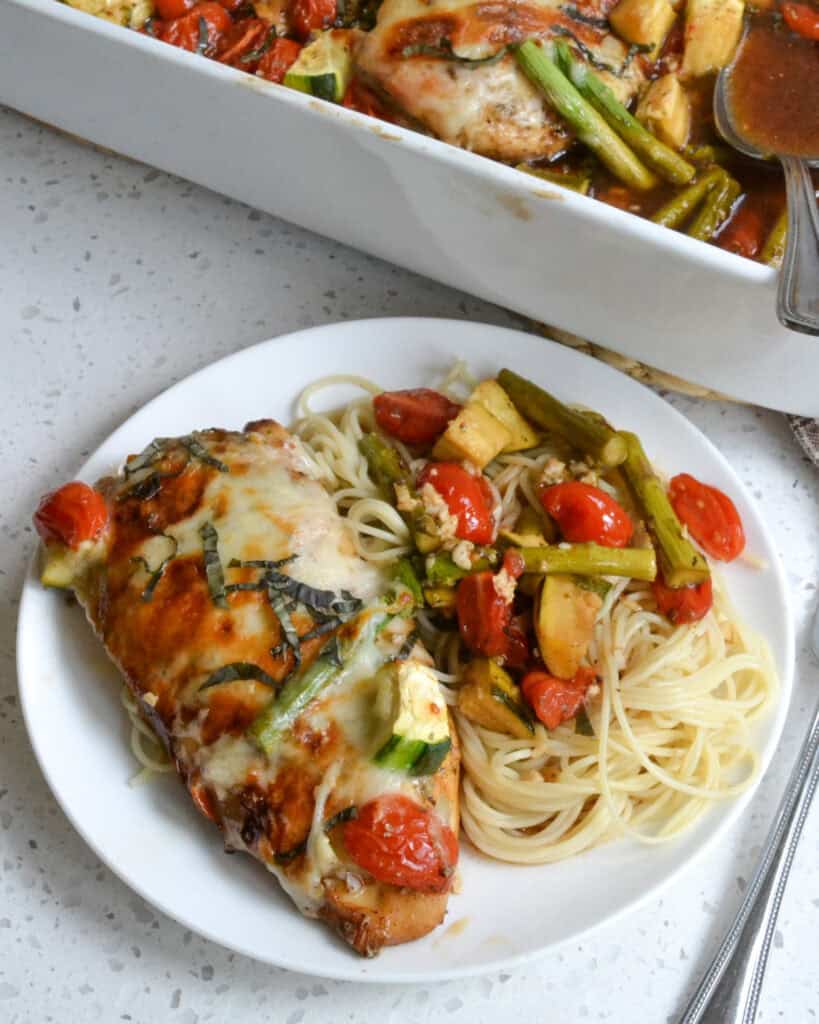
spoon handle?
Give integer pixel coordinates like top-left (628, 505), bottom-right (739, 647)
top-left (777, 156), bottom-right (819, 336)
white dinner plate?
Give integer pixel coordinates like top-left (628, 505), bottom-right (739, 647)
top-left (17, 318), bottom-right (794, 983)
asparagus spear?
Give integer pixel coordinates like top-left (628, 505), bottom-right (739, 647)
top-left (358, 434), bottom-right (438, 552)
top-left (651, 167), bottom-right (724, 230)
top-left (515, 163), bottom-right (592, 194)
top-left (497, 369), bottom-right (627, 467)
top-left (516, 543), bottom-right (657, 580)
top-left (554, 41), bottom-right (695, 187)
top-left (619, 432), bottom-right (709, 587)
top-left (760, 207), bottom-right (787, 267)
top-left (425, 550), bottom-right (496, 586)
top-left (423, 585), bottom-right (457, 609)
top-left (682, 144), bottom-right (731, 166)
top-left (687, 172), bottom-right (741, 242)
top-left (514, 41), bottom-right (657, 192)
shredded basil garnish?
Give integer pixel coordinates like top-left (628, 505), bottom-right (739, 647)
top-left (131, 534), bottom-right (178, 602)
top-left (274, 841), bottom-right (307, 864)
top-left (224, 581), bottom-right (266, 593)
top-left (553, 27), bottom-right (644, 76)
top-left (392, 630), bottom-right (419, 662)
top-left (401, 39), bottom-right (510, 68)
top-left (200, 522), bottom-right (227, 608)
top-left (266, 586), bottom-right (302, 673)
top-left (239, 25), bottom-right (277, 63)
top-left (199, 662), bottom-right (277, 690)
top-left (181, 435), bottom-right (229, 473)
top-left (559, 4), bottom-right (609, 29)
top-left (124, 438), bottom-right (166, 477)
top-left (196, 15), bottom-right (209, 55)
top-left (575, 707), bottom-right (595, 736)
top-left (299, 619), bottom-right (340, 643)
top-left (228, 556), bottom-right (296, 570)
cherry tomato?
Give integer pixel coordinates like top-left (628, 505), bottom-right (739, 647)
top-left (343, 795), bottom-right (458, 892)
top-left (417, 462), bottom-right (495, 544)
top-left (216, 18), bottom-right (270, 66)
top-left (155, 0), bottom-right (194, 18)
top-left (158, 2), bottom-right (231, 52)
top-left (288, 0), bottom-right (336, 39)
top-left (373, 389), bottom-right (461, 446)
top-left (342, 79), bottom-right (394, 121)
top-left (456, 571), bottom-right (511, 657)
top-left (668, 473), bottom-right (745, 561)
top-left (504, 613), bottom-right (531, 670)
top-left (782, 1), bottom-right (819, 40)
top-left (540, 481), bottom-right (633, 548)
top-left (256, 38), bottom-right (303, 83)
top-left (652, 573), bottom-right (713, 625)
top-left (521, 667), bottom-right (597, 729)
top-left (34, 482), bottom-right (109, 549)
top-left (718, 202), bottom-right (764, 260)
top-left (502, 548), bottom-right (526, 580)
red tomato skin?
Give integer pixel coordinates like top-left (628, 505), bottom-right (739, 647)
top-left (343, 795), bottom-right (458, 893)
top-left (417, 462), bottom-right (495, 544)
top-left (342, 79), bottom-right (395, 121)
top-left (782, 1), bottom-right (819, 40)
top-left (521, 667), bottom-right (597, 729)
top-left (540, 481), bottom-right (633, 548)
top-left (155, 0), bottom-right (194, 19)
top-left (288, 0), bottom-right (336, 39)
top-left (216, 18), bottom-right (270, 66)
top-left (256, 38), bottom-right (302, 82)
top-left (158, 2), bottom-right (231, 52)
top-left (668, 473), bottom-right (745, 562)
top-left (34, 482), bottom-right (109, 549)
top-left (373, 389), bottom-right (461, 445)
top-left (456, 571), bottom-right (510, 657)
top-left (718, 202), bottom-right (763, 260)
top-left (652, 574), bottom-right (713, 624)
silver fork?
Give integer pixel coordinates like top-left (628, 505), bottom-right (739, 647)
top-left (676, 604), bottom-right (819, 1023)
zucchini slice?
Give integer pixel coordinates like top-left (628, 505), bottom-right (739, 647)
top-left (373, 661), bottom-right (451, 775)
top-left (535, 574), bottom-right (602, 679)
top-left (457, 658), bottom-right (534, 739)
top-left (284, 30), bottom-right (356, 104)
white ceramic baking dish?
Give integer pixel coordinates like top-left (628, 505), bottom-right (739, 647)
top-left (1, 0), bottom-right (815, 414)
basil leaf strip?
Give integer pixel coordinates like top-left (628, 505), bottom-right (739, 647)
top-left (401, 39), bottom-right (510, 68)
top-left (200, 522), bottom-right (228, 608)
top-left (131, 533), bottom-right (178, 602)
top-left (228, 556), bottom-right (296, 570)
top-left (199, 662), bottom-right (277, 690)
top-left (552, 27), bottom-right (647, 76)
top-left (559, 4), bottom-right (609, 28)
top-left (181, 435), bottom-right (229, 473)
top-left (239, 25), bottom-right (277, 63)
top-left (196, 15), bottom-right (209, 55)
top-left (274, 805), bottom-right (358, 863)
top-left (266, 586), bottom-right (302, 674)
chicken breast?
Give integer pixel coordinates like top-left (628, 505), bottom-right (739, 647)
top-left (356, 0), bottom-right (644, 162)
top-left (37, 420), bottom-right (460, 955)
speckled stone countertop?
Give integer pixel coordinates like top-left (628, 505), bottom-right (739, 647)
top-left (1, 104), bottom-right (818, 1024)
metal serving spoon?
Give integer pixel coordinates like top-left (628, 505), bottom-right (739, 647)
top-left (676, 601), bottom-right (819, 1023)
top-left (714, 69), bottom-right (819, 335)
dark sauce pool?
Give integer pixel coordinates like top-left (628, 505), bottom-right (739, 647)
top-left (727, 13), bottom-right (819, 158)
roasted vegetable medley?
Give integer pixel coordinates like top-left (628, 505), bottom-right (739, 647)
top-left (63, 0), bottom-right (818, 261)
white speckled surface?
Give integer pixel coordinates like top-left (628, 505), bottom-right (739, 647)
top-left (1, 104), bottom-right (817, 1024)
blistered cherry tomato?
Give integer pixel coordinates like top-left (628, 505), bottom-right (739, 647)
top-left (256, 38), bottom-right (303, 82)
top-left (669, 473), bottom-right (745, 562)
top-left (34, 482), bottom-right (109, 549)
top-left (216, 18), bottom-right (270, 66)
top-left (158, 2), bottom-right (231, 52)
top-left (417, 462), bottom-right (495, 544)
top-left (540, 481), bottom-right (632, 548)
top-left (373, 389), bottom-right (461, 446)
top-left (521, 667), bottom-right (597, 729)
top-left (782, 1), bottom-right (819, 40)
top-left (718, 202), bottom-right (764, 260)
top-left (456, 571), bottom-right (511, 658)
top-left (155, 0), bottom-right (194, 19)
top-left (652, 573), bottom-right (713, 624)
top-left (288, 0), bottom-right (336, 39)
top-left (343, 795), bottom-right (458, 892)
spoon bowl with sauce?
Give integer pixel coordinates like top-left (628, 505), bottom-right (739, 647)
top-left (714, 7), bottom-right (819, 334)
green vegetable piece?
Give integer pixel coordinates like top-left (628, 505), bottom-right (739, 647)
top-left (457, 659), bottom-right (534, 738)
top-left (517, 543), bottom-right (657, 580)
top-left (760, 207), bottom-right (788, 268)
top-left (497, 368), bottom-right (627, 467)
top-left (575, 707), bottom-right (595, 735)
top-left (535, 574), bottom-right (602, 678)
top-left (687, 172), bottom-right (741, 242)
top-left (515, 163), bottom-right (592, 194)
top-left (619, 431), bottom-right (710, 587)
top-left (514, 40), bottom-right (657, 192)
top-left (199, 522), bottom-right (227, 608)
top-left (372, 660), bottom-right (451, 775)
top-left (395, 558), bottom-right (424, 605)
top-left (651, 167), bottom-right (724, 230)
top-left (422, 585), bottom-right (457, 609)
top-left (425, 550), bottom-right (496, 585)
top-left (554, 41), bottom-right (695, 186)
